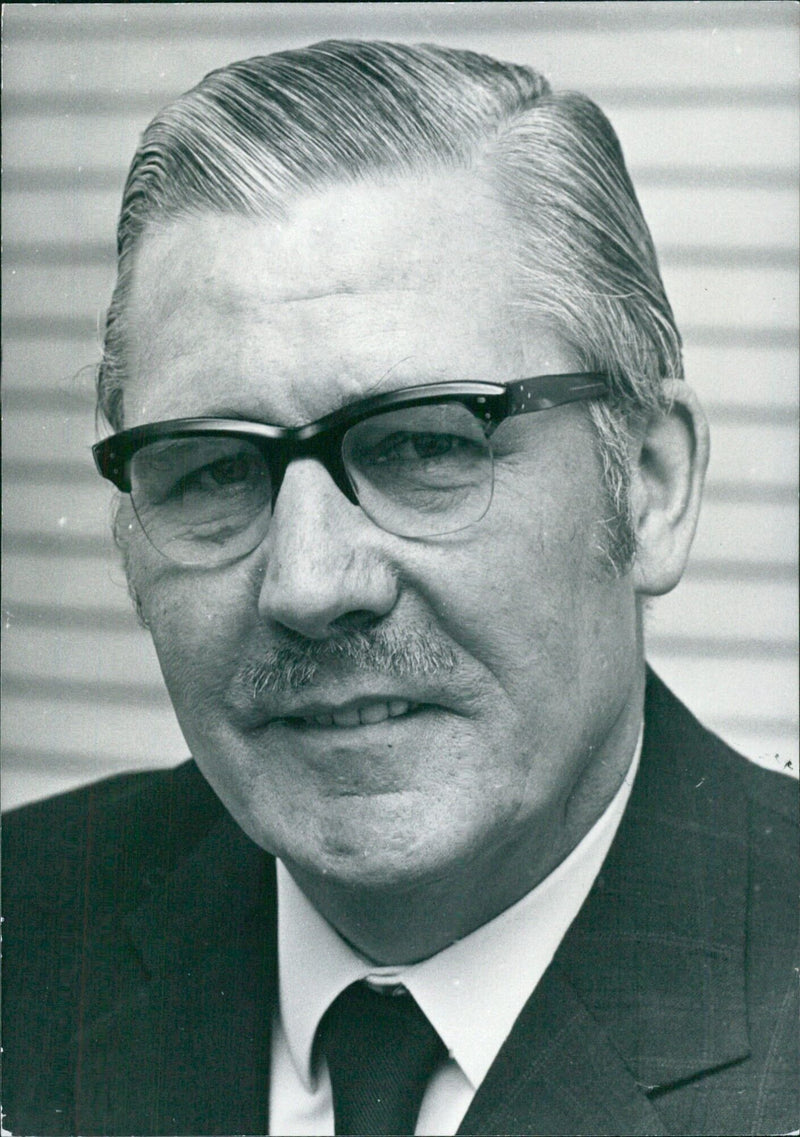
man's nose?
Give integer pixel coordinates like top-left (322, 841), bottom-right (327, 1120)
top-left (256, 458), bottom-right (399, 640)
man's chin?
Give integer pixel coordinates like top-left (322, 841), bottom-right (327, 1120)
top-left (283, 819), bottom-right (453, 893)
top-left (266, 792), bottom-right (485, 900)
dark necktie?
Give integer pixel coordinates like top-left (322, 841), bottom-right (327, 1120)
top-left (317, 980), bottom-right (447, 1136)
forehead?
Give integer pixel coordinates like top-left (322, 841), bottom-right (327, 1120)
top-left (123, 172), bottom-right (570, 427)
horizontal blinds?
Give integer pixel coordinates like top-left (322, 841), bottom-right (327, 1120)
top-left (3, 1), bottom-right (797, 808)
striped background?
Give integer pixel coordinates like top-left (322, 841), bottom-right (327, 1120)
top-left (3, 2), bottom-right (798, 809)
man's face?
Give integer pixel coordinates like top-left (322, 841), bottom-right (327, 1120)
top-left (122, 172), bottom-right (644, 931)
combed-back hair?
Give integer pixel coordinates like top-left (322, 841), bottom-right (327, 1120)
top-left (99, 39), bottom-right (683, 567)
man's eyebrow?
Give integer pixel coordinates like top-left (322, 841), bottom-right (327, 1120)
top-left (195, 359), bottom-right (420, 424)
top-left (362, 357), bottom-right (415, 397)
top-left (189, 400), bottom-right (361, 427)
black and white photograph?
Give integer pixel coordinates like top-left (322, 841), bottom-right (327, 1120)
top-left (2, 3), bottom-right (798, 1134)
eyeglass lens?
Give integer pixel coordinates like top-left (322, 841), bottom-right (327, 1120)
top-left (128, 402), bottom-right (495, 563)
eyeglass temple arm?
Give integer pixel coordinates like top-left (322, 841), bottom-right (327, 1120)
top-left (505, 373), bottom-right (609, 417)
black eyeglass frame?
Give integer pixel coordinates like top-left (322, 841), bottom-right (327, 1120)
top-left (93, 372), bottom-right (609, 504)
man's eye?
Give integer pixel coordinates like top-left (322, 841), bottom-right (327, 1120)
top-left (205, 453), bottom-right (253, 485)
top-left (173, 451), bottom-right (257, 497)
top-left (367, 431), bottom-right (474, 464)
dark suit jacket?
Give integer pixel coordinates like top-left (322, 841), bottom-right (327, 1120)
top-left (3, 671), bottom-right (797, 1136)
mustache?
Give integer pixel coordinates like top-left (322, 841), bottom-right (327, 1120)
top-left (239, 625), bottom-right (459, 698)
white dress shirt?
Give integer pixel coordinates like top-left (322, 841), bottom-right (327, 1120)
top-left (270, 733), bottom-right (642, 1136)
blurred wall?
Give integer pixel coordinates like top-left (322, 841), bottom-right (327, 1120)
top-left (3, 1), bottom-right (798, 809)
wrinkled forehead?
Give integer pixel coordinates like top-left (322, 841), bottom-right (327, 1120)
top-left (121, 173), bottom-right (573, 428)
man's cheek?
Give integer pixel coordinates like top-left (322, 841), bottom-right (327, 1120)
top-left (143, 580), bottom-right (244, 711)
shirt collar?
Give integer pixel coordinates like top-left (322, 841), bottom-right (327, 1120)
top-left (277, 729), bottom-right (642, 1091)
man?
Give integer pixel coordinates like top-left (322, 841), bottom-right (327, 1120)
top-left (3, 40), bottom-right (796, 1137)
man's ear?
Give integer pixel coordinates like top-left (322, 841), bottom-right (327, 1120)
top-left (630, 381), bottom-right (710, 597)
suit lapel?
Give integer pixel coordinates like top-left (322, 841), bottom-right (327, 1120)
top-left (76, 808), bottom-right (278, 1135)
top-left (563, 670), bottom-right (750, 1089)
top-left (460, 672), bottom-right (751, 1135)
top-left (458, 962), bottom-right (669, 1135)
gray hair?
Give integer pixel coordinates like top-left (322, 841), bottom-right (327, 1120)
top-left (99, 39), bottom-right (683, 569)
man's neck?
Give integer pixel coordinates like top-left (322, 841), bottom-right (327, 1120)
top-left (286, 833), bottom-right (562, 965)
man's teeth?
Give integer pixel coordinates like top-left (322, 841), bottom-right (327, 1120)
top-left (308, 699), bottom-right (413, 727)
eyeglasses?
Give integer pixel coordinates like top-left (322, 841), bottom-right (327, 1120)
top-left (93, 372), bottom-right (608, 566)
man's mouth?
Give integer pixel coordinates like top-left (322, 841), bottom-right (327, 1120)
top-left (275, 697), bottom-right (421, 729)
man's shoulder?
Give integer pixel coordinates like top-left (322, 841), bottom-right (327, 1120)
top-left (552, 672), bottom-right (798, 1134)
top-left (619, 670), bottom-right (799, 1132)
top-left (639, 669), bottom-right (797, 933)
top-left (2, 760), bottom-right (223, 910)
top-left (2, 762), bottom-right (277, 1135)
top-left (3, 757), bottom-right (216, 831)
top-left (642, 667), bottom-right (797, 828)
